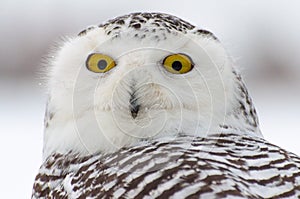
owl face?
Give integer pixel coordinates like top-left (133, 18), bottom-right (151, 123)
top-left (44, 13), bottom-right (257, 158)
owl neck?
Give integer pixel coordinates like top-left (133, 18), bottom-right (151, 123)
top-left (222, 70), bottom-right (261, 135)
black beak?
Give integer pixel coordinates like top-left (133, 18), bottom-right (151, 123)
top-left (129, 92), bottom-right (140, 119)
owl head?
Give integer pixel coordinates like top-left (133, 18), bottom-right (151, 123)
top-left (43, 13), bottom-right (260, 159)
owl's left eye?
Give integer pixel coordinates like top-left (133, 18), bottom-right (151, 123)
top-left (162, 53), bottom-right (194, 74)
top-left (86, 53), bottom-right (116, 73)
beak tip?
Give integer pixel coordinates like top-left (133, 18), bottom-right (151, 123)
top-left (130, 104), bottom-right (140, 119)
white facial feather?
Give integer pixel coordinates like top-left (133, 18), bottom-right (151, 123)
top-left (43, 13), bottom-right (260, 159)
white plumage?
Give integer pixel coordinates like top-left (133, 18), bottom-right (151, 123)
top-left (32, 13), bottom-right (300, 198)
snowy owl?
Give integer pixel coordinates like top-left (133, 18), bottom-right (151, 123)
top-left (32, 13), bottom-right (300, 198)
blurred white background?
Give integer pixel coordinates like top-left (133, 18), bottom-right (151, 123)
top-left (0, 0), bottom-right (299, 198)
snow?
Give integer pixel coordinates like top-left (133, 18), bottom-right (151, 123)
top-left (0, 79), bottom-right (44, 198)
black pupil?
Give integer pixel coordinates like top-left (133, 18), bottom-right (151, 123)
top-left (172, 61), bottom-right (182, 71)
top-left (97, 60), bottom-right (107, 70)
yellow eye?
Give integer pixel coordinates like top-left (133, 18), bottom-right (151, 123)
top-left (86, 53), bottom-right (116, 73)
top-left (162, 53), bottom-right (194, 74)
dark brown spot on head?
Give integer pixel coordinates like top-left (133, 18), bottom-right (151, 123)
top-left (116, 19), bottom-right (125, 25)
top-left (132, 23), bottom-right (141, 29)
top-left (78, 29), bottom-right (87, 36)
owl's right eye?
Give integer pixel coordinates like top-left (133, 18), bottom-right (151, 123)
top-left (86, 53), bottom-right (116, 73)
top-left (162, 53), bottom-right (194, 74)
